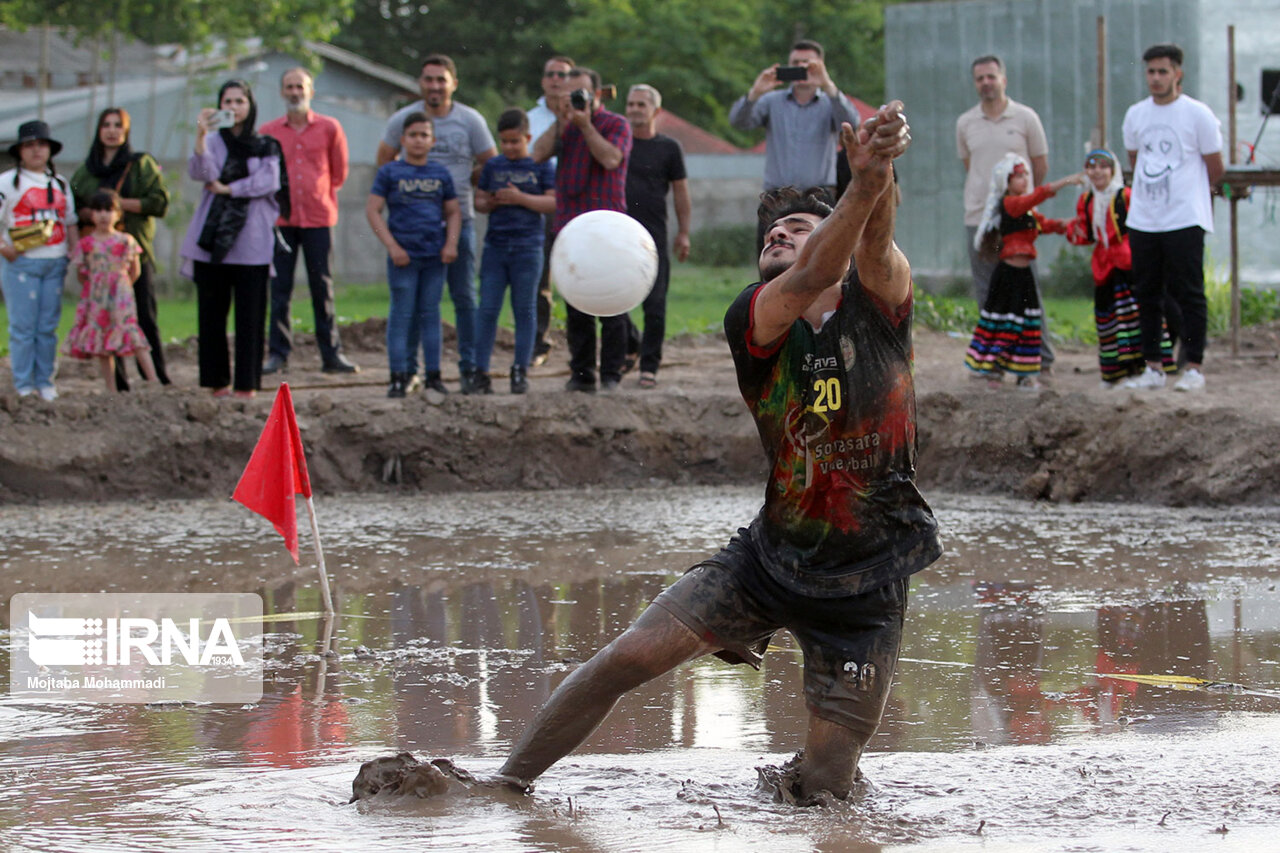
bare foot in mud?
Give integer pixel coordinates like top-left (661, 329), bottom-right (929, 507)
top-left (349, 753), bottom-right (531, 802)
top-left (755, 751), bottom-right (865, 808)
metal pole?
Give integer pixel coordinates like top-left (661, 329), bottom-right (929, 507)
top-left (107, 28), bottom-right (119, 107)
top-left (87, 35), bottom-right (101, 142)
top-left (1228, 25), bottom-right (1241, 357)
top-left (37, 24), bottom-right (49, 121)
top-left (1096, 16), bottom-right (1107, 149)
top-left (303, 495), bottom-right (336, 616)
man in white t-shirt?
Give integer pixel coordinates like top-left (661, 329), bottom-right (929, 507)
top-left (1121, 43), bottom-right (1224, 392)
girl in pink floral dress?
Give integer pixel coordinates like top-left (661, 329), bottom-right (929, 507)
top-left (63, 189), bottom-right (158, 392)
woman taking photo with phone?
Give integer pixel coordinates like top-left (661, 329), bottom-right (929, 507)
top-left (179, 78), bottom-right (287, 398)
top-left (71, 107), bottom-right (172, 390)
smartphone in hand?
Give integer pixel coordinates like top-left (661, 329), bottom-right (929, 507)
top-left (775, 66), bottom-right (808, 82)
top-left (207, 109), bottom-right (237, 130)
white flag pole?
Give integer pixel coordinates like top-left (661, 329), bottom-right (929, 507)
top-left (304, 495), bottom-right (335, 616)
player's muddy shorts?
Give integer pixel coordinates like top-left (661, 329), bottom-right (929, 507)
top-left (651, 540), bottom-right (909, 739)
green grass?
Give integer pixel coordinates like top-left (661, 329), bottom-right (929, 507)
top-left (5, 264), bottom-right (1273, 357)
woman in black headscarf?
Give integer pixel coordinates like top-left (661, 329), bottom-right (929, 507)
top-left (71, 107), bottom-right (172, 389)
top-left (179, 79), bottom-right (288, 397)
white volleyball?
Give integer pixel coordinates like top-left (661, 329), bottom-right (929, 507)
top-left (550, 210), bottom-right (658, 316)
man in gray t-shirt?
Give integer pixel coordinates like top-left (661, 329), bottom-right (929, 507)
top-left (728, 38), bottom-right (860, 192)
top-left (377, 54), bottom-right (497, 393)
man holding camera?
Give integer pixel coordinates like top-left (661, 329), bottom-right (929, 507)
top-left (729, 39), bottom-right (861, 195)
top-left (533, 66), bottom-right (632, 393)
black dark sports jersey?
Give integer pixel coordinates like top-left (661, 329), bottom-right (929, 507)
top-left (723, 272), bottom-right (942, 596)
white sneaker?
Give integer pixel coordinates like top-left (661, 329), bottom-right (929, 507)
top-left (37, 386), bottom-right (58, 401)
top-left (1173, 368), bottom-right (1206, 392)
top-left (16, 388), bottom-right (35, 398)
top-left (1122, 367), bottom-right (1166, 390)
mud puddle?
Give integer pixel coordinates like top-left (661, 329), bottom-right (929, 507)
top-left (2, 489), bottom-right (1279, 851)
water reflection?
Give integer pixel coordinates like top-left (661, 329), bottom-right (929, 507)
top-left (2, 490), bottom-right (1279, 850)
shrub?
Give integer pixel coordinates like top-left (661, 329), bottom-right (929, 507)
top-left (1041, 245), bottom-right (1093, 298)
top-left (690, 225), bottom-right (756, 268)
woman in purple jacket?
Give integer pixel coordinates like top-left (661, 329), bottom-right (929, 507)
top-left (180, 79), bottom-right (286, 398)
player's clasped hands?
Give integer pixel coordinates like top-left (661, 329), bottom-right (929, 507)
top-left (861, 100), bottom-right (910, 160)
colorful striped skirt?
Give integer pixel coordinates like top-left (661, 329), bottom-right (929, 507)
top-left (1095, 268), bottom-right (1174, 384)
top-left (964, 262), bottom-right (1041, 377)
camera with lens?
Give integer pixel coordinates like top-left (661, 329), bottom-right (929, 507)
top-left (569, 88), bottom-right (592, 111)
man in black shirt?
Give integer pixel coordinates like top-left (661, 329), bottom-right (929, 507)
top-left (492, 101), bottom-right (933, 804)
top-left (623, 84), bottom-right (691, 388)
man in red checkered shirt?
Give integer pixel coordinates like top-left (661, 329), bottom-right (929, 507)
top-left (533, 66), bottom-right (633, 393)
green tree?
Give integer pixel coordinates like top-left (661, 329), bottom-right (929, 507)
top-left (332, 0), bottom-right (573, 103)
top-left (759, 0), bottom-right (892, 109)
top-left (0, 0), bottom-right (352, 49)
top-left (554, 0), bottom-right (762, 145)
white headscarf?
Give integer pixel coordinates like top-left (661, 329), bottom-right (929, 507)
top-left (973, 153), bottom-right (1029, 251)
top-left (1085, 149), bottom-right (1124, 248)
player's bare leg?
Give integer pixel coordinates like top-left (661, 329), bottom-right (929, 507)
top-left (796, 714), bottom-right (868, 799)
top-left (498, 604), bottom-right (718, 787)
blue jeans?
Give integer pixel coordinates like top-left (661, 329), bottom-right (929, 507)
top-left (476, 242), bottom-right (543, 372)
top-left (407, 221), bottom-right (476, 372)
top-left (2, 254), bottom-right (68, 393)
top-left (386, 255), bottom-right (446, 374)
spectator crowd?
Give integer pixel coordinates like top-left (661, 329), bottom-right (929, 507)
top-left (1, 40), bottom-right (1224, 401)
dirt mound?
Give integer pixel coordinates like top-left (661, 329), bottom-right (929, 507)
top-left (2, 320), bottom-right (1277, 506)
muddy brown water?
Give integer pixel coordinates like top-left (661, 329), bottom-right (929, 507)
top-left (2, 488), bottom-right (1279, 851)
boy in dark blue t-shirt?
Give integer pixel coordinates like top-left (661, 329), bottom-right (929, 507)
top-left (366, 112), bottom-right (460, 397)
top-left (474, 109), bottom-right (556, 394)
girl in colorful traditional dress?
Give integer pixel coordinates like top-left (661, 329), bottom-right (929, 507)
top-left (964, 154), bottom-right (1082, 389)
top-left (62, 189), bottom-right (158, 393)
top-left (1065, 149), bottom-right (1175, 388)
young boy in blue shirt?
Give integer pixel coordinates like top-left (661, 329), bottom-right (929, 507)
top-left (366, 112), bottom-right (461, 397)
top-left (474, 109), bottom-right (556, 394)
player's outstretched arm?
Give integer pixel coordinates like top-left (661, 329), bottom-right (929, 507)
top-left (751, 102), bottom-right (908, 344)
top-left (851, 105), bottom-right (912, 310)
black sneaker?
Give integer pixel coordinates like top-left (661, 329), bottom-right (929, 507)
top-left (565, 375), bottom-right (596, 393)
top-left (510, 365), bottom-right (529, 394)
top-left (263, 354), bottom-right (288, 375)
top-left (387, 373), bottom-right (407, 398)
top-left (424, 371), bottom-right (448, 394)
top-left (600, 377), bottom-right (620, 393)
top-left (470, 372), bottom-right (493, 395)
top-left (322, 354), bottom-right (360, 374)
top-left (459, 368), bottom-right (480, 395)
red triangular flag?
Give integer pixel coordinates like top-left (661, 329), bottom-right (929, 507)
top-left (232, 383), bottom-right (312, 563)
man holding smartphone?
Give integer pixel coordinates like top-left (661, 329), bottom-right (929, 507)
top-left (729, 39), bottom-right (861, 195)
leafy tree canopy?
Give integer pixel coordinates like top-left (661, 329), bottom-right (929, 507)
top-left (0, 0), bottom-right (354, 51)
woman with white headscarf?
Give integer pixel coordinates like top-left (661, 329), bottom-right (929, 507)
top-left (1065, 149), bottom-right (1175, 387)
top-left (964, 153), bottom-right (1081, 389)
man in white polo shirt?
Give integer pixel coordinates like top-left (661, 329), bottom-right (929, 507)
top-left (956, 55), bottom-right (1048, 304)
top-left (956, 55), bottom-right (1056, 372)
top-left (1121, 43), bottom-right (1224, 392)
